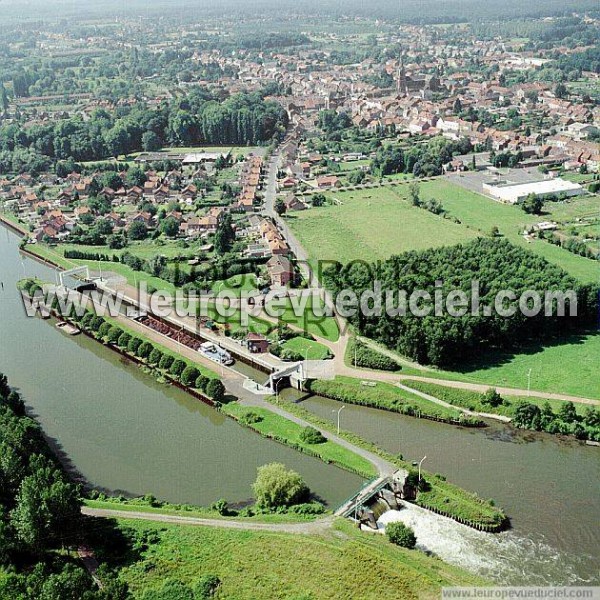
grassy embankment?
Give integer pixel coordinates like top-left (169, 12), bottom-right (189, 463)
top-left (83, 498), bottom-right (321, 524)
top-left (108, 518), bottom-right (486, 600)
top-left (266, 396), bottom-right (506, 531)
top-left (222, 403), bottom-right (377, 479)
top-left (401, 379), bottom-right (591, 417)
top-left (309, 376), bottom-right (471, 423)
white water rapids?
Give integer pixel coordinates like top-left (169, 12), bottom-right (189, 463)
top-left (374, 503), bottom-right (595, 585)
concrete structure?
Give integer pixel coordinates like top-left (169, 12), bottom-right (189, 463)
top-left (482, 178), bottom-right (584, 204)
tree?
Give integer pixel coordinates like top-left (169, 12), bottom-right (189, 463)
top-left (206, 379), bottom-right (226, 403)
top-left (136, 342), bottom-right (154, 360)
top-left (142, 131), bottom-right (162, 152)
top-left (274, 198), bottom-right (287, 216)
top-left (127, 337), bottom-right (142, 354)
top-left (312, 193), bottom-right (326, 207)
top-left (107, 326), bottom-right (123, 344)
top-left (195, 375), bottom-right (210, 392)
top-left (554, 82), bottom-right (568, 99)
top-left (148, 348), bottom-right (164, 366)
top-left (169, 360), bottom-right (187, 378)
top-left (128, 221), bottom-right (148, 241)
top-left (521, 193), bottom-right (543, 215)
top-left (159, 355), bottom-right (174, 371)
top-left (160, 216), bottom-right (180, 238)
top-left (181, 366), bottom-right (200, 387)
top-left (385, 521), bottom-right (417, 549)
top-left (408, 182), bottom-right (421, 207)
top-left (252, 463), bottom-right (309, 511)
top-left (213, 214), bottom-right (235, 254)
top-left (98, 322), bottom-right (112, 339)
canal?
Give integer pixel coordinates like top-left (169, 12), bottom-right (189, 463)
top-left (287, 391), bottom-right (600, 585)
top-left (0, 224), bottom-right (364, 507)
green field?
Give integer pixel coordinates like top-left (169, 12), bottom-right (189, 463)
top-left (280, 336), bottom-right (332, 360)
top-left (222, 403), bottom-right (376, 478)
top-left (287, 179), bottom-right (599, 282)
top-left (369, 330), bottom-right (600, 400)
top-left (288, 185), bottom-right (477, 263)
top-left (111, 519), bottom-right (485, 599)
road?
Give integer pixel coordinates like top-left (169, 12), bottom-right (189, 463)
top-left (81, 506), bottom-right (335, 534)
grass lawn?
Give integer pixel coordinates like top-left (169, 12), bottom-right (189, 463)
top-left (287, 185), bottom-right (477, 263)
top-left (222, 403), bottom-right (376, 478)
top-left (211, 273), bottom-right (258, 295)
top-left (111, 519), bottom-right (485, 600)
top-left (280, 336), bottom-right (332, 360)
top-left (269, 295), bottom-right (340, 342)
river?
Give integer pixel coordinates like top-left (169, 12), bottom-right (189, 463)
top-left (289, 391), bottom-right (600, 585)
top-left (0, 224), bottom-right (363, 507)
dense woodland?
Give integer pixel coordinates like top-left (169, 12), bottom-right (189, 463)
top-left (0, 90), bottom-right (287, 174)
top-left (325, 238), bottom-right (599, 367)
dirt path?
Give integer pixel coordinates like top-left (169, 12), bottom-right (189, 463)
top-left (81, 507), bottom-right (335, 534)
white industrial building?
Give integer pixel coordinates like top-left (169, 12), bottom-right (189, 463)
top-left (482, 178), bottom-right (585, 204)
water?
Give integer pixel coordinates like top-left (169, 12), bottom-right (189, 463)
top-left (291, 392), bottom-right (600, 585)
top-left (0, 224), bottom-right (364, 507)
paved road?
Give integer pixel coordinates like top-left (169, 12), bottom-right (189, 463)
top-left (81, 507), bottom-right (335, 534)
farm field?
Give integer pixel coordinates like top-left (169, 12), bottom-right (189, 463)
top-left (287, 185), bottom-right (477, 263)
top-left (112, 519), bottom-right (484, 600)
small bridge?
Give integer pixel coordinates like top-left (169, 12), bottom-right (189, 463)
top-left (336, 475), bottom-right (394, 518)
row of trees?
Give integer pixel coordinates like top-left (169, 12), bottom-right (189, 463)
top-left (66, 310), bottom-right (226, 403)
top-left (512, 400), bottom-right (600, 441)
top-left (324, 238), bottom-right (599, 367)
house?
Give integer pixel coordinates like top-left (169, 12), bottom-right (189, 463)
top-left (284, 194), bottom-right (307, 211)
top-left (266, 255), bottom-right (293, 287)
top-left (245, 333), bottom-right (269, 354)
top-left (130, 211), bottom-right (154, 226)
top-left (316, 175), bottom-right (341, 189)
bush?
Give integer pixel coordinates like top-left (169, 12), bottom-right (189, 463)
top-left (240, 410), bottom-right (263, 425)
top-left (385, 521), bottom-right (417, 549)
top-left (98, 322), bottom-right (112, 339)
top-left (193, 575), bottom-right (221, 599)
top-left (299, 426), bottom-right (326, 444)
top-left (181, 366), bottom-right (200, 387)
top-left (482, 388), bottom-right (503, 408)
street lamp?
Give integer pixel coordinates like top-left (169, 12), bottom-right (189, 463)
top-left (527, 368), bottom-right (532, 396)
top-left (418, 455), bottom-right (427, 482)
top-left (332, 405), bottom-right (345, 435)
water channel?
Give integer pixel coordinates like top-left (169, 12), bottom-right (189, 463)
top-left (0, 224), bottom-right (363, 507)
